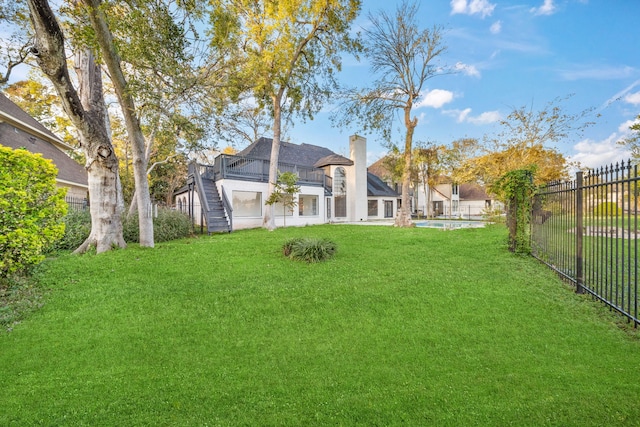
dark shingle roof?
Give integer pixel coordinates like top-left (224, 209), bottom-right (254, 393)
top-left (238, 137), bottom-right (352, 168)
top-left (367, 172), bottom-right (399, 197)
top-left (0, 92), bottom-right (88, 188)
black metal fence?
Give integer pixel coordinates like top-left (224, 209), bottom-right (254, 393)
top-left (65, 196), bottom-right (89, 212)
top-left (531, 161), bottom-right (639, 327)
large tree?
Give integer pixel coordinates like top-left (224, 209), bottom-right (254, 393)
top-left (210, 0), bottom-right (361, 230)
top-left (27, 0), bottom-right (126, 253)
top-left (461, 96), bottom-right (593, 192)
top-left (335, 1), bottom-right (449, 227)
top-left (79, 0), bottom-right (154, 247)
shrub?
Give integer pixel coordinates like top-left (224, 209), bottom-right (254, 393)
top-left (124, 207), bottom-right (192, 243)
top-left (46, 209), bottom-right (92, 252)
top-left (593, 202), bottom-right (622, 216)
top-left (282, 237), bottom-right (337, 263)
top-left (0, 147), bottom-right (67, 277)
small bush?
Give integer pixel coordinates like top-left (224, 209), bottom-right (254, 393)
top-left (282, 237), bottom-right (337, 263)
top-left (594, 202), bottom-right (622, 216)
top-left (46, 209), bottom-right (92, 252)
top-left (124, 207), bottom-right (192, 243)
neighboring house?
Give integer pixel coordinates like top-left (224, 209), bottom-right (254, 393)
top-left (368, 154), bottom-right (499, 219)
top-left (0, 92), bottom-right (88, 200)
top-left (174, 135), bottom-right (399, 232)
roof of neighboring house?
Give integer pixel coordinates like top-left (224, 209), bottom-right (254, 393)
top-left (460, 183), bottom-right (490, 200)
top-left (367, 156), bottom-right (393, 181)
top-left (0, 92), bottom-right (88, 188)
top-left (367, 172), bottom-right (400, 197)
top-left (238, 137), bottom-right (352, 168)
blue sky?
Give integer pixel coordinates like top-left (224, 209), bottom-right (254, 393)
top-left (287, 0), bottom-right (640, 169)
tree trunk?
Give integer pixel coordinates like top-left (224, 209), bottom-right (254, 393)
top-left (263, 94), bottom-right (282, 231)
top-left (83, 0), bottom-right (154, 247)
top-left (26, 0), bottom-right (126, 253)
top-left (396, 106), bottom-right (416, 227)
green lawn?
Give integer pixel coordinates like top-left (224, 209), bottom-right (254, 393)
top-left (1, 224), bottom-right (639, 426)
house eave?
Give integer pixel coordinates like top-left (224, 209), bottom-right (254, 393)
top-left (0, 112), bottom-right (74, 152)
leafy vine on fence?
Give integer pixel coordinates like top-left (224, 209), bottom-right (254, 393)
top-left (491, 167), bottom-right (537, 254)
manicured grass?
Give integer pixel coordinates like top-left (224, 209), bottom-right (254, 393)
top-left (1, 224), bottom-right (639, 426)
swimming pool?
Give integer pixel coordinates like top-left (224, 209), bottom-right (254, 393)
top-left (415, 220), bottom-right (486, 229)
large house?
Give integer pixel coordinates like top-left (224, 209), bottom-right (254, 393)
top-left (175, 135), bottom-right (399, 232)
top-left (0, 92), bottom-right (88, 200)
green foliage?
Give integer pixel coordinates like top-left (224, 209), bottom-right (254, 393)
top-left (0, 147), bottom-right (67, 277)
top-left (593, 202), bottom-right (622, 216)
top-left (491, 167), bottom-right (537, 254)
top-left (265, 171), bottom-right (300, 226)
top-left (282, 237), bottom-right (337, 263)
top-left (45, 209), bottom-right (92, 252)
top-left (123, 207), bottom-right (192, 243)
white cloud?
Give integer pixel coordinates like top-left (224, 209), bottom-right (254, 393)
top-left (570, 134), bottom-right (630, 169)
top-left (445, 108), bottom-right (501, 124)
top-left (624, 91), bottom-right (640, 105)
top-left (531, 0), bottom-right (556, 16)
top-left (415, 89), bottom-right (455, 109)
top-left (454, 62), bottom-right (481, 78)
top-left (490, 20), bottom-right (502, 34)
top-left (450, 0), bottom-right (496, 18)
top-left (560, 65), bottom-right (636, 81)
top-left (468, 110), bottom-right (502, 124)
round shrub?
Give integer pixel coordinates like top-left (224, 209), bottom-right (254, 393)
top-left (0, 146), bottom-right (67, 277)
top-left (593, 202), bottom-right (622, 216)
top-left (123, 207), bottom-right (192, 243)
top-left (282, 237), bottom-right (337, 263)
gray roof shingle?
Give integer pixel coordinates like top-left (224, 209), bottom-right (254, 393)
top-left (0, 92), bottom-right (88, 188)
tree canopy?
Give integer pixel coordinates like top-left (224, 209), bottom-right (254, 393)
top-left (210, 0), bottom-right (361, 230)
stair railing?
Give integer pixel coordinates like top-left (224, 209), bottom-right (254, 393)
top-left (188, 162), bottom-right (211, 222)
top-left (220, 185), bottom-right (233, 232)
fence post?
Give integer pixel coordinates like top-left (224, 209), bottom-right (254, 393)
top-left (576, 171), bottom-right (585, 294)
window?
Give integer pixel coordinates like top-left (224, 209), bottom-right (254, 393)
top-left (452, 184), bottom-right (459, 195)
top-left (384, 200), bottom-right (394, 218)
top-left (299, 195), bottom-right (318, 216)
top-left (274, 200), bottom-right (294, 216)
top-left (334, 167), bottom-right (347, 217)
top-left (233, 191), bottom-right (262, 217)
top-left (368, 200), bottom-right (378, 216)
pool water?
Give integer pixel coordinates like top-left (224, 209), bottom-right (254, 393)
top-left (415, 220), bottom-right (486, 229)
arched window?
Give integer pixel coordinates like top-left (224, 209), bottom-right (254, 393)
top-left (334, 167), bottom-right (347, 218)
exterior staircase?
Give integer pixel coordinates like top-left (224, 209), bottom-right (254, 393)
top-left (188, 162), bottom-right (232, 233)
top-left (200, 178), bottom-right (231, 233)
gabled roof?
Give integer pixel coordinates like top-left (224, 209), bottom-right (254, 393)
top-left (0, 92), bottom-right (88, 188)
top-left (460, 183), bottom-right (490, 200)
top-left (367, 172), bottom-right (399, 197)
top-left (314, 154), bottom-right (353, 168)
top-left (238, 137), bottom-right (352, 168)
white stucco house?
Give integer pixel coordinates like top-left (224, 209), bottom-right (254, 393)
top-left (174, 135), bottom-right (399, 232)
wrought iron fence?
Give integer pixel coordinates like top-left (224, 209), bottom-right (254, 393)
top-left (65, 196), bottom-right (89, 212)
top-left (532, 161), bottom-right (639, 326)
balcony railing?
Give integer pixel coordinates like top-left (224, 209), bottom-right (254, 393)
top-left (199, 154), bottom-right (328, 187)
